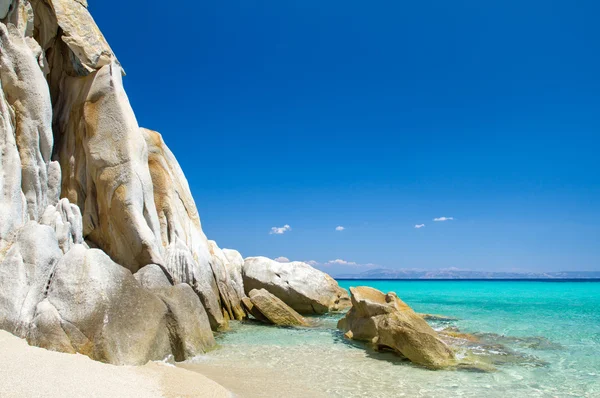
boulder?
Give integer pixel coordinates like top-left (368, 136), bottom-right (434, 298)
top-left (27, 245), bottom-right (215, 365)
top-left (243, 256), bottom-right (350, 314)
top-left (133, 265), bottom-right (216, 359)
top-left (241, 296), bottom-right (269, 323)
top-left (152, 284), bottom-right (217, 361)
top-left (31, 244), bottom-right (172, 365)
top-left (134, 263), bottom-right (173, 289)
top-left (337, 286), bottom-right (455, 369)
top-left (248, 289), bottom-right (309, 327)
top-left (46, 0), bottom-right (117, 74)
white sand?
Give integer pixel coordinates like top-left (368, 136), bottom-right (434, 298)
top-left (0, 330), bottom-right (233, 398)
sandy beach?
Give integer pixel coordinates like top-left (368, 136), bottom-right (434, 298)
top-left (0, 330), bottom-right (232, 398)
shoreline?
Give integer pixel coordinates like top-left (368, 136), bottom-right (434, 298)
top-left (0, 330), bottom-right (232, 398)
top-left (335, 278), bottom-right (600, 282)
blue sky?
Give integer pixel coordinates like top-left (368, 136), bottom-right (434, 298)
top-left (90, 0), bottom-right (599, 274)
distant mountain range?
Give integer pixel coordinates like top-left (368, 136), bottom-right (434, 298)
top-left (334, 268), bottom-right (600, 279)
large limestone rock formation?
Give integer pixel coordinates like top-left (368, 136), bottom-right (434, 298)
top-left (247, 289), bottom-right (309, 327)
top-left (243, 256), bottom-right (351, 314)
top-left (0, 0), bottom-right (254, 363)
top-left (0, 0), bottom-right (348, 364)
top-left (337, 286), bottom-right (455, 369)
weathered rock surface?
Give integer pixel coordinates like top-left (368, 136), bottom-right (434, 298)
top-left (134, 263), bottom-right (173, 289)
top-left (222, 248), bottom-right (246, 302)
top-left (29, 245), bottom-right (172, 365)
top-left (152, 284), bottom-right (217, 361)
top-left (54, 61), bottom-right (164, 273)
top-left (0, 221), bottom-right (62, 335)
top-left (0, 21), bottom-right (54, 222)
top-left (133, 264), bottom-right (216, 359)
top-left (208, 241), bottom-right (246, 321)
top-left (26, 245), bottom-right (215, 364)
top-left (40, 198), bottom-right (83, 253)
top-left (243, 256), bottom-right (350, 314)
top-left (143, 127), bottom-right (227, 330)
top-left (248, 288), bottom-right (309, 327)
top-left (241, 296), bottom-right (270, 323)
top-left (48, 0), bottom-right (117, 74)
top-left (337, 286), bottom-right (455, 369)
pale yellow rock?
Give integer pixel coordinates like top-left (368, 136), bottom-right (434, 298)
top-left (338, 286), bottom-right (456, 369)
top-left (249, 288), bottom-right (309, 327)
top-left (47, 0), bottom-right (118, 74)
top-left (54, 63), bottom-right (164, 273)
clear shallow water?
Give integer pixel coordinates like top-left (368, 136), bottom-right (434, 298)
top-left (181, 281), bottom-right (600, 398)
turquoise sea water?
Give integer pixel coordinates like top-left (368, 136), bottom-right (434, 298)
top-left (183, 281), bottom-right (600, 398)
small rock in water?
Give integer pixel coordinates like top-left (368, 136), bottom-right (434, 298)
top-left (417, 313), bottom-right (459, 322)
top-left (248, 289), bottom-right (310, 327)
top-left (337, 286), bottom-right (456, 369)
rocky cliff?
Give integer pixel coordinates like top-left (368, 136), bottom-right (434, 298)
top-left (0, 0), bottom-right (351, 366)
top-left (0, 0), bottom-right (246, 364)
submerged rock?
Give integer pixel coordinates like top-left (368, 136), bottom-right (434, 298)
top-left (338, 286), bottom-right (455, 369)
top-left (417, 313), bottom-right (459, 322)
top-left (438, 327), bottom-right (550, 369)
top-left (243, 256), bottom-right (351, 314)
top-left (472, 332), bottom-right (563, 350)
top-left (248, 289), bottom-right (309, 327)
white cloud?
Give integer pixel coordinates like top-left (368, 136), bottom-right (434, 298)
top-left (305, 260), bottom-right (319, 266)
top-left (269, 224), bottom-right (291, 235)
top-left (415, 224), bottom-right (425, 229)
top-left (335, 226), bottom-right (345, 231)
top-left (274, 256), bottom-right (290, 263)
top-left (433, 217), bottom-right (454, 222)
top-left (325, 259), bottom-right (358, 266)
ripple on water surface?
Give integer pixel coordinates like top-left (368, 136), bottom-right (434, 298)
top-left (180, 281), bottom-right (600, 398)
